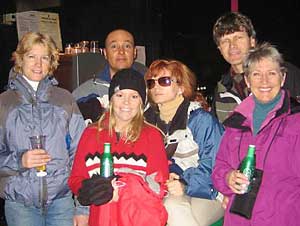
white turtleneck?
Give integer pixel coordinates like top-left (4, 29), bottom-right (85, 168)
top-left (23, 75), bottom-right (39, 91)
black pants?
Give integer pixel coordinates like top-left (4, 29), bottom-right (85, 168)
top-left (0, 198), bottom-right (7, 226)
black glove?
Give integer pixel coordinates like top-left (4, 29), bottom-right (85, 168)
top-left (77, 174), bottom-right (114, 206)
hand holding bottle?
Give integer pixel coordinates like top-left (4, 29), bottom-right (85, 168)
top-left (227, 145), bottom-right (256, 194)
top-left (226, 169), bottom-right (250, 194)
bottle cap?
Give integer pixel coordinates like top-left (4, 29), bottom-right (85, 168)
top-left (103, 143), bottom-right (111, 153)
top-left (248, 145), bottom-right (255, 155)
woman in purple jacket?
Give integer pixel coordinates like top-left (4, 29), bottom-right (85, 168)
top-left (212, 42), bottom-right (300, 226)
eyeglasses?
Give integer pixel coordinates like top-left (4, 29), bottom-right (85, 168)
top-left (146, 77), bottom-right (176, 89)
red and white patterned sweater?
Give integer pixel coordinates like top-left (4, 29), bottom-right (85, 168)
top-left (68, 123), bottom-right (169, 226)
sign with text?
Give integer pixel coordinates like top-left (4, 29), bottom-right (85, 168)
top-left (135, 45), bottom-right (146, 65)
top-left (16, 11), bottom-right (63, 51)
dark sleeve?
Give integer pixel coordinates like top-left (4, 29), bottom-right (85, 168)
top-left (283, 61), bottom-right (300, 99)
top-left (210, 85), bottom-right (218, 119)
top-left (77, 97), bottom-right (105, 123)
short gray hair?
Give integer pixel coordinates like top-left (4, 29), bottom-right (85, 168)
top-left (243, 42), bottom-right (286, 76)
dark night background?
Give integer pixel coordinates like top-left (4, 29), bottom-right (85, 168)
top-left (0, 0), bottom-right (300, 223)
top-left (1, 0), bottom-right (300, 96)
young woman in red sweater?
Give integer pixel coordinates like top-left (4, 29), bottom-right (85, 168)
top-left (68, 68), bottom-right (169, 226)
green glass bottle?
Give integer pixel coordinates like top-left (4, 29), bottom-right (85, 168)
top-left (100, 143), bottom-right (114, 178)
top-left (239, 144), bottom-right (256, 193)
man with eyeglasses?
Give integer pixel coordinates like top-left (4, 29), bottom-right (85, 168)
top-left (212, 11), bottom-right (300, 123)
top-left (72, 29), bottom-right (147, 124)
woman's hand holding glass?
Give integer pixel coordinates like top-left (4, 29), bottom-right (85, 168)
top-left (22, 148), bottom-right (51, 169)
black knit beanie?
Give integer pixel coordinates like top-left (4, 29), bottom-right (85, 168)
top-left (109, 68), bottom-right (146, 104)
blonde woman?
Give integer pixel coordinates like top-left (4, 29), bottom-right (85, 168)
top-left (0, 32), bottom-right (85, 226)
top-left (69, 68), bottom-right (169, 226)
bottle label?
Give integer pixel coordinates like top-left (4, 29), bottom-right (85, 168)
top-left (243, 168), bottom-right (254, 180)
top-left (242, 168), bottom-right (254, 193)
top-left (101, 143), bottom-right (113, 178)
top-left (100, 158), bottom-right (113, 177)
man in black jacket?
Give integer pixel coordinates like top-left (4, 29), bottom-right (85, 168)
top-left (212, 11), bottom-right (300, 123)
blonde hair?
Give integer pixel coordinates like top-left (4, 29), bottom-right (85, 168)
top-left (97, 102), bottom-right (145, 143)
top-left (12, 32), bottom-right (59, 75)
top-left (145, 59), bottom-right (196, 99)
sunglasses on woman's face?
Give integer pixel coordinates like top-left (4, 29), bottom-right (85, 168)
top-left (146, 76), bottom-right (176, 89)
